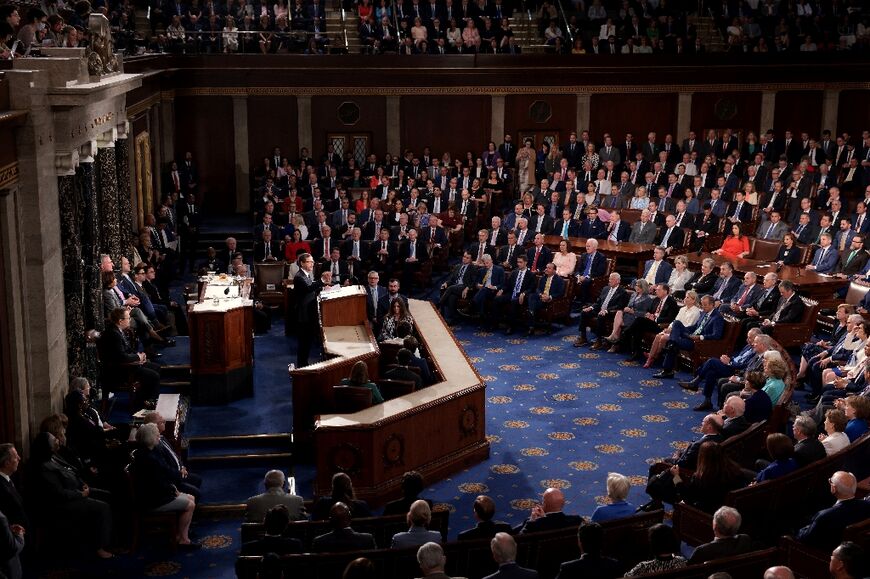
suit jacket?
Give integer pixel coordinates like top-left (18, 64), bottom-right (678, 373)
top-left (420, 225), bottom-right (448, 247)
top-left (672, 212), bottom-right (695, 230)
top-left (476, 265), bottom-right (506, 289)
top-left (534, 273), bottom-right (566, 299)
top-left (727, 283), bottom-right (762, 312)
top-left (772, 293), bottom-right (805, 323)
top-left (797, 498), bottom-right (870, 551)
top-left (445, 263), bottom-right (478, 288)
top-left (688, 534), bottom-right (753, 564)
top-left (384, 365), bottom-right (423, 390)
top-left (293, 269), bottom-right (322, 324)
top-left (457, 519), bottom-right (513, 541)
top-left (0, 478), bottom-right (26, 529)
top-left (503, 268), bottom-right (537, 299)
top-left (710, 276), bottom-right (741, 303)
top-left (468, 241), bottom-right (496, 262)
top-left (551, 218), bottom-right (580, 238)
top-left (483, 562), bottom-right (540, 579)
top-left (793, 223), bottom-right (818, 245)
top-left (751, 286), bottom-right (781, 317)
top-left (254, 240), bottom-right (283, 262)
top-left (759, 190), bottom-right (787, 213)
top-left (526, 246), bottom-right (554, 272)
top-left (629, 220), bottom-right (657, 244)
top-left (515, 511), bottom-right (582, 535)
top-left (488, 227), bottom-right (509, 247)
top-left (649, 295), bottom-right (680, 325)
top-left (655, 226), bottom-right (685, 250)
top-left (687, 308), bottom-right (725, 340)
top-left (555, 554), bottom-right (621, 579)
top-left (368, 238), bottom-right (398, 266)
top-left (676, 433), bottom-right (723, 469)
top-left (810, 246), bottom-right (839, 274)
top-left (245, 489), bottom-right (306, 523)
top-left (605, 220), bottom-right (631, 242)
top-left (721, 415), bottom-right (750, 439)
top-left (686, 271), bottom-right (717, 295)
top-left (529, 214), bottom-right (554, 235)
top-left (312, 528), bottom-right (377, 553)
top-left (97, 325), bottom-right (141, 385)
top-left (362, 220), bottom-right (388, 241)
top-left (0, 510), bottom-right (23, 579)
top-left (794, 437), bottom-right (827, 468)
top-left (400, 239), bottom-right (429, 263)
top-left (835, 248), bottom-right (869, 276)
top-left (578, 218), bottom-right (607, 239)
top-left (756, 220), bottom-right (788, 241)
top-left (725, 200), bottom-right (753, 222)
top-left (642, 259), bottom-right (673, 285)
top-left (390, 525), bottom-right (442, 549)
top-left (575, 252), bottom-right (608, 278)
top-left (592, 285), bottom-right (629, 312)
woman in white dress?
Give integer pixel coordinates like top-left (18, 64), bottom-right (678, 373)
top-left (667, 255), bottom-right (694, 298)
top-left (643, 290), bottom-right (700, 368)
top-left (222, 15), bottom-right (239, 53)
top-left (515, 139), bottom-right (535, 194)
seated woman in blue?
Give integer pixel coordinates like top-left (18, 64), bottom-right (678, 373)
top-left (755, 433), bottom-right (798, 483)
top-left (340, 360), bottom-right (384, 404)
top-left (844, 395), bottom-right (870, 442)
top-left (761, 352), bottom-right (788, 406)
top-left (591, 472), bottom-right (636, 522)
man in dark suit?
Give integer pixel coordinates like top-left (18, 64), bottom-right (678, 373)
top-left (529, 203), bottom-right (554, 236)
top-left (399, 228), bottom-right (428, 292)
top-left (642, 132), bottom-right (659, 164)
top-left (577, 207), bottom-right (607, 239)
top-left (725, 191), bottom-right (752, 223)
top-left (576, 272), bottom-right (629, 348)
top-left (0, 445), bottom-right (26, 530)
top-left (557, 523), bottom-right (622, 578)
top-left (514, 488), bottom-right (581, 535)
top-left (526, 234), bottom-right (553, 274)
top-left (98, 307), bottom-right (161, 409)
top-left (470, 255), bottom-right (505, 318)
top-left (561, 132), bottom-right (583, 169)
top-left (312, 502), bottom-right (377, 553)
top-left (498, 135), bottom-right (516, 167)
top-left (497, 232), bottom-right (523, 271)
top-left (323, 248), bottom-right (351, 286)
top-left (365, 270), bottom-right (388, 325)
top-left (654, 215), bottom-right (685, 254)
top-left (791, 416), bottom-right (827, 468)
top-left (757, 280), bottom-right (805, 336)
top-left (640, 247), bottom-right (674, 286)
top-left (385, 348), bottom-right (424, 390)
top-left (573, 238), bottom-right (608, 304)
top-left (604, 211), bottom-right (631, 242)
top-left (691, 205), bottom-right (721, 252)
top-left (254, 230), bottom-right (282, 263)
top-left (687, 506), bottom-right (753, 564)
top-left (458, 495), bottom-right (512, 541)
top-left (526, 262), bottom-right (565, 335)
top-left (468, 228), bottom-right (496, 265)
top-left (719, 395), bottom-right (750, 439)
top-left (143, 411), bottom-right (202, 500)
top-left (241, 505), bottom-right (304, 555)
top-left (420, 215), bottom-right (449, 250)
top-left (709, 262), bottom-right (741, 306)
top-left (483, 533), bottom-right (539, 579)
top-left (792, 212), bottom-right (818, 245)
top-left (655, 295), bottom-right (725, 378)
top-left (552, 209), bottom-right (580, 238)
top-left (293, 254), bottom-right (323, 367)
top-left (493, 254), bottom-right (536, 335)
top-left (736, 273), bottom-right (781, 340)
top-left (439, 252), bottom-right (476, 324)
top-left (797, 471), bottom-right (870, 551)
top-left (368, 228), bottom-right (397, 274)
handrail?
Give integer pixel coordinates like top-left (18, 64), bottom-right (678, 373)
top-left (336, 4), bottom-right (350, 53)
top-left (552, 0), bottom-right (574, 46)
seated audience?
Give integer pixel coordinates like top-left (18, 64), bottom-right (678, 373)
top-left (687, 506), bottom-right (753, 564)
top-left (129, 424), bottom-right (199, 549)
top-left (143, 411), bottom-right (202, 500)
top-left (590, 472), bottom-right (635, 523)
top-left (719, 395), bottom-right (750, 439)
top-left (384, 349), bottom-right (424, 391)
top-left (310, 472), bottom-right (372, 520)
top-left (383, 470), bottom-right (433, 516)
top-left (486, 532), bottom-right (539, 578)
top-left (819, 409), bottom-right (851, 455)
top-left (797, 471), bottom-right (870, 551)
top-left (755, 433), bottom-right (799, 482)
top-left (312, 502), bottom-right (377, 553)
top-left (514, 488), bottom-right (581, 534)
top-left (458, 495), bottom-right (511, 541)
top-left (554, 521), bottom-right (620, 579)
top-left (644, 290), bottom-right (700, 369)
top-left (624, 524), bottom-right (686, 576)
top-left (241, 505), bottom-right (303, 555)
top-left (843, 395), bottom-right (870, 441)
top-left (416, 542), bottom-right (451, 578)
top-left (245, 469), bottom-right (306, 523)
top-left (390, 500), bottom-right (442, 548)
top-left (340, 360), bottom-right (384, 405)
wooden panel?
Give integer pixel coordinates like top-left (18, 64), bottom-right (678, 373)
top-left (590, 93), bottom-right (678, 142)
top-left (774, 91), bottom-right (823, 136)
top-left (247, 96), bottom-right (298, 171)
top-left (173, 96), bottom-right (236, 213)
top-left (690, 91), bottom-right (762, 135)
top-left (837, 90), bottom-right (870, 140)
top-left (311, 96), bottom-right (386, 158)
top-left (504, 94), bottom-right (577, 144)
top-left (400, 95), bottom-right (490, 158)
top-left (0, 206), bottom-right (14, 444)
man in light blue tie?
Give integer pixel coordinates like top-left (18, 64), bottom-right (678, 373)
top-left (494, 255), bottom-right (536, 334)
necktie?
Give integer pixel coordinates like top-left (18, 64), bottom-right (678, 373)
top-left (601, 287), bottom-right (615, 312)
top-left (817, 247), bottom-right (827, 266)
top-left (736, 286), bottom-right (751, 306)
top-left (532, 248), bottom-right (541, 271)
top-left (840, 235), bottom-right (848, 251)
top-left (353, 241), bottom-right (360, 258)
top-left (543, 275), bottom-right (552, 296)
top-left (846, 250), bottom-right (856, 266)
top-left (857, 215), bottom-right (864, 231)
top-left (583, 254), bottom-right (594, 276)
top-left (536, 218), bottom-right (543, 233)
top-left (646, 260), bottom-right (659, 284)
top-left (765, 223), bottom-right (774, 239)
top-left (562, 221), bottom-right (570, 238)
top-left (654, 297), bottom-right (664, 318)
top-left (371, 286), bottom-right (378, 311)
top-left (795, 224), bottom-right (804, 235)
top-left (692, 313), bottom-right (709, 335)
top-left (477, 244), bottom-right (485, 261)
top-left (323, 238), bottom-right (329, 258)
top-left (266, 243), bottom-right (271, 259)
top-left (714, 279), bottom-right (727, 299)
top-left (483, 268), bottom-right (492, 286)
top-left (512, 270), bottom-right (524, 299)
top-left (410, 242), bottom-right (416, 260)
top-left (734, 202), bottom-right (742, 219)
top-left (661, 228), bottom-right (672, 247)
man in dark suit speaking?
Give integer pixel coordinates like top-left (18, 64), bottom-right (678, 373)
top-left (293, 253), bottom-right (323, 368)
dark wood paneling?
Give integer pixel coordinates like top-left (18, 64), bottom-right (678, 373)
top-left (174, 96), bottom-right (236, 213)
top-left (690, 91), bottom-right (762, 136)
top-left (504, 94), bottom-right (577, 144)
top-left (589, 94), bottom-right (678, 142)
top-left (311, 96), bottom-right (386, 159)
top-left (837, 90), bottom-right (870, 140)
top-left (248, 96), bottom-right (298, 171)
top-left (400, 95), bottom-right (490, 158)
top-left (0, 198), bottom-right (13, 445)
top-left (774, 91), bottom-right (823, 136)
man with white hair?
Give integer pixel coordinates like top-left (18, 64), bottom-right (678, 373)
top-left (590, 472), bottom-right (635, 523)
top-left (484, 532), bottom-right (539, 579)
top-left (390, 500), bottom-right (442, 549)
top-left (143, 411), bottom-right (202, 500)
top-left (764, 566), bottom-right (795, 579)
top-left (797, 471), bottom-right (870, 550)
top-left (245, 469), bottom-right (306, 523)
top-left (719, 396), bottom-right (749, 439)
top-left (688, 506), bottom-right (753, 564)
top-left (417, 542), bottom-right (452, 578)
top-left (575, 272), bottom-right (628, 349)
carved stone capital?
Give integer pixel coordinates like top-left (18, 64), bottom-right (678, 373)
top-left (79, 140), bottom-right (98, 163)
top-left (116, 120), bottom-right (130, 140)
top-left (96, 128), bottom-right (117, 148)
top-left (55, 150), bottom-right (80, 176)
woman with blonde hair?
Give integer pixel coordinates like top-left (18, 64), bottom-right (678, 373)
top-left (643, 291), bottom-right (700, 368)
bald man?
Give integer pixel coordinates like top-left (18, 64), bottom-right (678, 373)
top-left (797, 471), bottom-right (870, 551)
top-left (484, 533), bottom-right (539, 579)
top-left (763, 566), bottom-right (795, 579)
top-left (513, 488), bottom-right (582, 534)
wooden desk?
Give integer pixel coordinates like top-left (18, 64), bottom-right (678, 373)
top-left (314, 299), bottom-right (489, 504)
top-left (682, 253), bottom-right (848, 308)
top-left (189, 277), bottom-right (254, 405)
top-left (543, 235), bottom-right (656, 277)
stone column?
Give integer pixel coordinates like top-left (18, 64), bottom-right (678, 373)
top-left (491, 95), bottom-right (505, 143)
top-left (58, 171), bottom-right (86, 378)
top-left (677, 93), bottom-right (693, 140)
top-left (760, 91), bottom-right (776, 133)
top-left (821, 89), bottom-right (840, 135)
top-left (576, 94), bottom-right (591, 132)
top-left (116, 122), bottom-right (135, 253)
top-left (233, 96), bottom-right (251, 213)
top-left (77, 145), bottom-right (103, 334)
top-left (298, 95), bottom-right (313, 155)
top-left (385, 96), bottom-right (401, 156)
top-left (97, 129), bottom-right (123, 263)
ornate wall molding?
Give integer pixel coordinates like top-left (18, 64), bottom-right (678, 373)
top-left (0, 163), bottom-right (19, 189)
